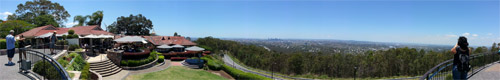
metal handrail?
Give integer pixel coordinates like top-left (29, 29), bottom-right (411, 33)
top-left (21, 42), bottom-right (71, 80)
top-left (421, 52), bottom-right (499, 80)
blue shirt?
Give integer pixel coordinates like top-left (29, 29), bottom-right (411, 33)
top-left (5, 34), bottom-right (16, 49)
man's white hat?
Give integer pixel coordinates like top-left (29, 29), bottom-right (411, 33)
top-left (9, 30), bottom-right (14, 33)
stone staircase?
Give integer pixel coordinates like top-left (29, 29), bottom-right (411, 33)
top-left (181, 61), bottom-right (201, 69)
top-left (89, 60), bottom-right (122, 77)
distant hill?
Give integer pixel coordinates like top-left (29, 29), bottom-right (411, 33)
top-left (224, 38), bottom-right (452, 54)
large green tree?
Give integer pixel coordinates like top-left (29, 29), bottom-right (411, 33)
top-left (33, 14), bottom-right (59, 27)
top-left (107, 14), bottom-right (153, 35)
top-left (8, 0), bottom-right (70, 27)
top-left (0, 20), bottom-right (35, 37)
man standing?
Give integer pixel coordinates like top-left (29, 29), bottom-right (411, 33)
top-left (5, 30), bottom-right (16, 66)
top-left (50, 31), bottom-right (56, 55)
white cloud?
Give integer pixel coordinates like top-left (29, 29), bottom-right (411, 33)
top-left (472, 34), bottom-right (478, 37)
top-left (462, 32), bottom-right (470, 36)
top-left (487, 33), bottom-right (493, 36)
top-left (445, 34), bottom-right (458, 38)
top-left (65, 22), bottom-right (78, 27)
top-left (0, 11), bottom-right (13, 20)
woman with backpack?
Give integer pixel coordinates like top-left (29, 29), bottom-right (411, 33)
top-left (451, 36), bottom-right (470, 80)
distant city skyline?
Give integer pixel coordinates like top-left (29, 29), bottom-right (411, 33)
top-left (1, 0), bottom-right (499, 46)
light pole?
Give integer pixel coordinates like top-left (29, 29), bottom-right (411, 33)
top-left (354, 66), bottom-right (358, 80)
top-left (272, 62), bottom-right (276, 79)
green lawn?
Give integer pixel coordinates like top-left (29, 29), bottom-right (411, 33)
top-left (126, 66), bottom-right (227, 80)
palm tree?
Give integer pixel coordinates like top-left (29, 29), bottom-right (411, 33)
top-left (73, 15), bottom-right (88, 27)
top-left (87, 11), bottom-right (103, 26)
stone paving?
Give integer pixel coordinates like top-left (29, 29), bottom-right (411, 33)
top-left (469, 62), bottom-right (500, 80)
top-left (0, 54), bottom-right (32, 80)
top-left (0, 49), bottom-right (65, 80)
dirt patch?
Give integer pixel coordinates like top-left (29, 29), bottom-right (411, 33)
top-left (207, 70), bottom-right (234, 80)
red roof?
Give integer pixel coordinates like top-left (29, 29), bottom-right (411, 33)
top-left (142, 36), bottom-right (196, 46)
top-left (17, 25), bottom-right (114, 38)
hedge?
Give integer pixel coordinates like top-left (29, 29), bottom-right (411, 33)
top-left (0, 39), bottom-right (19, 49)
top-left (158, 55), bottom-right (164, 63)
top-left (56, 40), bottom-right (68, 45)
top-left (33, 61), bottom-right (62, 79)
top-left (222, 64), bottom-right (271, 80)
top-left (0, 39), bottom-right (5, 49)
top-left (80, 63), bottom-right (90, 80)
top-left (69, 44), bottom-right (80, 51)
top-left (201, 56), bottom-right (223, 71)
top-left (121, 52), bottom-right (157, 67)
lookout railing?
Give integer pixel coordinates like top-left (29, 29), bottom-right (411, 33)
top-left (421, 52), bottom-right (499, 80)
top-left (21, 42), bottom-right (71, 80)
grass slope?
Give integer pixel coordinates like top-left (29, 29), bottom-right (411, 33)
top-left (126, 66), bottom-right (227, 80)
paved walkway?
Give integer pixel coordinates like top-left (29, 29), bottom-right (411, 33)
top-left (87, 54), bottom-right (108, 63)
top-left (0, 49), bottom-right (66, 80)
top-left (223, 54), bottom-right (291, 80)
top-left (0, 55), bottom-right (31, 80)
top-left (120, 60), bottom-right (171, 80)
top-left (469, 62), bottom-right (500, 80)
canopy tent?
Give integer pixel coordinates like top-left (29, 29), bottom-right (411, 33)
top-left (171, 44), bottom-right (184, 48)
top-left (186, 46), bottom-right (205, 51)
top-left (114, 36), bottom-right (148, 43)
top-left (157, 45), bottom-right (172, 48)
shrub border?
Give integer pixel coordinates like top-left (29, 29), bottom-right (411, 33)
top-left (121, 56), bottom-right (158, 70)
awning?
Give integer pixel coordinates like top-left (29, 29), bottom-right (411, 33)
top-left (113, 36), bottom-right (148, 43)
top-left (171, 44), bottom-right (184, 48)
top-left (157, 45), bottom-right (172, 48)
top-left (82, 34), bottom-right (114, 38)
top-left (186, 46), bottom-right (205, 51)
top-left (36, 33), bottom-right (68, 38)
top-left (97, 34), bottom-right (114, 38)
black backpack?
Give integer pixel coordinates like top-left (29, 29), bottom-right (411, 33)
top-left (457, 48), bottom-right (471, 72)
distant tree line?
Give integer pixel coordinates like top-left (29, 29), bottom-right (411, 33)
top-left (195, 36), bottom-right (500, 78)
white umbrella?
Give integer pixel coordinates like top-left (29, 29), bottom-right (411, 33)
top-left (157, 45), bottom-right (172, 48)
top-left (171, 44), bottom-right (184, 48)
top-left (186, 46), bottom-right (205, 51)
top-left (114, 36), bottom-right (148, 43)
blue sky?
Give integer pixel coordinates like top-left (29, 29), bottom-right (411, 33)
top-left (1, 0), bottom-right (499, 46)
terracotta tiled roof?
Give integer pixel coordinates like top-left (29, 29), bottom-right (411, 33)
top-left (17, 25), bottom-right (114, 38)
top-left (143, 36), bottom-right (196, 46)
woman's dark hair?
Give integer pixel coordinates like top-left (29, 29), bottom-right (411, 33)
top-left (20, 35), bottom-right (23, 38)
top-left (458, 36), bottom-right (469, 50)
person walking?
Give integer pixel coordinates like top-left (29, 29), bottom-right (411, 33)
top-left (5, 30), bottom-right (16, 66)
top-left (50, 31), bottom-right (56, 55)
top-left (451, 36), bottom-right (470, 80)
